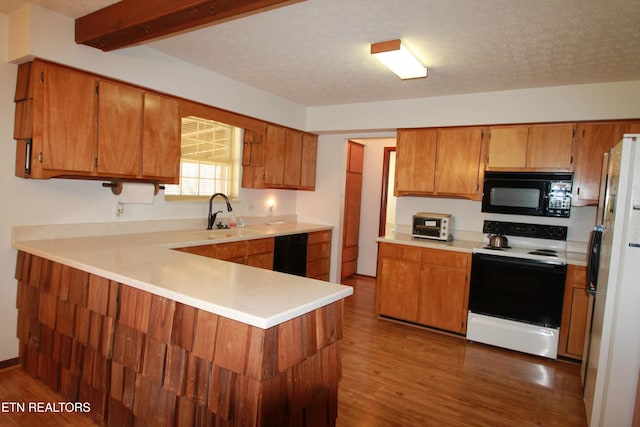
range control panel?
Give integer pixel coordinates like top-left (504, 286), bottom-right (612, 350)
top-left (483, 220), bottom-right (568, 241)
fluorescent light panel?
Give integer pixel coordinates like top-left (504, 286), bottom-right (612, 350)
top-left (371, 39), bottom-right (427, 80)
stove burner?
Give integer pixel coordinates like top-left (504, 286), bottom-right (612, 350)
top-left (532, 249), bottom-right (558, 254)
top-left (482, 246), bottom-right (511, 250)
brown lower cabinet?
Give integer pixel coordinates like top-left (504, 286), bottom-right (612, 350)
top-left (175, 230), bottom-right (332, 281)
top-left (175, 238), bottom-right (274, 269)
top-left (376, 242), bottom-right (590, 349)
top-left (307, 230), bottom-right (332, 281)
top-left (375, 242), bottom-right (471, 334)
top-left (558, 264), bottom-right (590, 360)
top-left (14, 251), bottom-right (343, 426)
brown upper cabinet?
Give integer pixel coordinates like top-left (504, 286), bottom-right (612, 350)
top-left (486, 123), bottom-right (576, 171)
top-left (572, 122), bottom-right (621, 206)
top-left (243, 123), bottom-right (318, 190)
top-left (572, 120), bottom-right (640, 206)
top-left (12, 59), bottom-right (181, 184)
top-left (395, 126), bottom-right (486, 200)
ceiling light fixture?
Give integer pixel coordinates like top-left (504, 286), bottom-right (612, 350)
top-left (371, 39), bottom-right (427, 80)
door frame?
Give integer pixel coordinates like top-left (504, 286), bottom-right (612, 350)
top-left (378, 147), bottom-right (396, 236)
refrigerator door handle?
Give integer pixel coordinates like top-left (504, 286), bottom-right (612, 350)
top-left (587, 225), bottom-right (603, 296)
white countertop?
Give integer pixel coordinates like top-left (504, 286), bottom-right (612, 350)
top-left (378, 232), bottom-right (588, 266)
top-left (12, 222), bottom-right (353, 329)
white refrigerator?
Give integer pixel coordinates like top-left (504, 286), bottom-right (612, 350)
top-left (583, 134), bottom-right (640, 426)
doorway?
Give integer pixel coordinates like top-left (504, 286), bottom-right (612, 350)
top-left (379, 147), bottom-right (396, 237)
top-left (340, 141), bottom-right (364, 279)
top-left (340, 138), bottom-right (396, 280)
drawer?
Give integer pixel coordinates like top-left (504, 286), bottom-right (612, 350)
top-left (215, 241), bottom-right (247, 260)
top-left (174, 244), bottom-right (217, 258)
top-left (378, 242), bottom-right (422, 262)
top-left (422, 248), bottom-right (469, 269)
top-left (308, 230), bottom-right (331, 245)
top-left (247, 238), bottom-right (274, 255)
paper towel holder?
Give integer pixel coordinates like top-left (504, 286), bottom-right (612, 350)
top-left (102, 179), bottom-right (165, 195)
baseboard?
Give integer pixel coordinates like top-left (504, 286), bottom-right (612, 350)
top-left (343, 273), bottom-right (376, 281)
top-left (0, 358), bottom-right (19, 370)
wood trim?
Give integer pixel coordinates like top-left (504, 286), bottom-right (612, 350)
top-left (0, 358), bottom-right (20, 370)
top-left (370, 39), bottom-right (401, 54)
top-left (75, 0), bottom-right (304, 51)
top-left (378, 147), bottom-right (395, 237)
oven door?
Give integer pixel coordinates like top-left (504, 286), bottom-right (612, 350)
top-left (482, 178), bottom-right (548, 216)
top-left (469, 253), bottom-right (567, 328)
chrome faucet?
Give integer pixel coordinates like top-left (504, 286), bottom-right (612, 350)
top-left (207, 193), bottom-right (233, 230)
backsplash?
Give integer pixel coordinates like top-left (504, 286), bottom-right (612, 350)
top-left (11, 215), bottom-right (298, 242)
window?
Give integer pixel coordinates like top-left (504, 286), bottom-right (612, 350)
top-left (165, 116), bottom-right (241, 200)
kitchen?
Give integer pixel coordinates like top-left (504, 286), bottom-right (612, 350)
top-left (1, 1), bottom-right (640, 426)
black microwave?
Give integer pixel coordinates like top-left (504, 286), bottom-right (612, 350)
top-left (481, 172), bottom-right (573, 218)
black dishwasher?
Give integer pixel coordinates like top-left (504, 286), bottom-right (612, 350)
top-left (273, 233), bottom-right (308, 277)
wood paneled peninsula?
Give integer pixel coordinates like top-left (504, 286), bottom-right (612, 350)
top-left (12, 222), bottom-right (352, 426)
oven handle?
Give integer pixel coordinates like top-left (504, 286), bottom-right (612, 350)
top-left (472, 253), bottom-right (567, 270)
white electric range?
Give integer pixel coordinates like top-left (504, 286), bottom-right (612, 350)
top-left (467, 220), bottom-right (569, 359)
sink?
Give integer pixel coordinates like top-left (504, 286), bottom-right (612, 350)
top-left (206, 228), bottom-right (262, 239)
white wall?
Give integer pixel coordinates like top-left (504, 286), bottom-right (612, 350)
top-left (307, 81), bottom-right (640, 133)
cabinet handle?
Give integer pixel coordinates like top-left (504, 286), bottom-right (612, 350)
top-left (24, 138), bottom-right (32, 175)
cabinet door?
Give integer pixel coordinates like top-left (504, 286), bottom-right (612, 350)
top-left (263, 124), bottom-right (287, 186)
top-left (246, 238), bottom-right (275, 270)
top-left (307, 230), bottom-right (331, 280)
top-left (241, 129), bottom-right (266, 189)
top-left (41, 63), bottom-right (97, 173)
top-left (97, 80), bottom-right (143, 177)
top-left (418, 264), bottom-right (469, 333)
top-left (395, 129), bottom-right (437, 194)
top-left (417, 249), bottom-right (470, 333)
top-left (622, 120), bottom-right (640, 134)
top-left (573, 122), bottom-right (621, 206)
top-left (487, 126), bottom-right (528, 169)
top-left (435, 127), bottom-right (485, 197)
top-left (565, 287), bottom-right (590, 356)
top-left (300, 133), bottom-right (318, 189)
top-left (214, 241), bottom-right (248, 261)
top-left (283, 129), bottom-right (303, 187)
top-left (375, 244), bottom-right (422, 322)
top-left (526, 123), bottom-right (575, 170)
top-left (342, 142), bottom-right (364, 279)
top-left (141, 92), bottom-right (181, 182)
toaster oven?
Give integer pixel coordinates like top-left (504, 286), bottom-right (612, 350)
top-left (412, 213), bottom-right (453, 241)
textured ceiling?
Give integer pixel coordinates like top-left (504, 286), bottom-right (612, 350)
top-left (2, 0), bottom-right (640, 106)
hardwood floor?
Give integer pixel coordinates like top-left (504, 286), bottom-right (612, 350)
top-left (0, 366), bottom-right (98, 426)
top-left (0, 275), bottom-right (587, 426)
top-left (337, 275), bottom-right (587, 427)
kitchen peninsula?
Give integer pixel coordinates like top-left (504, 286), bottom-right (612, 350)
top-left (12, 222), bottom-right (352, 426)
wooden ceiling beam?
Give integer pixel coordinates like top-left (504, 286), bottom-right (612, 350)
top-left (75, 0), bottom-right (304, 51)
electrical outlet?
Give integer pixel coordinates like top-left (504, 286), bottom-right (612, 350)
top-left (248, 201), bottom-right (255, 211)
